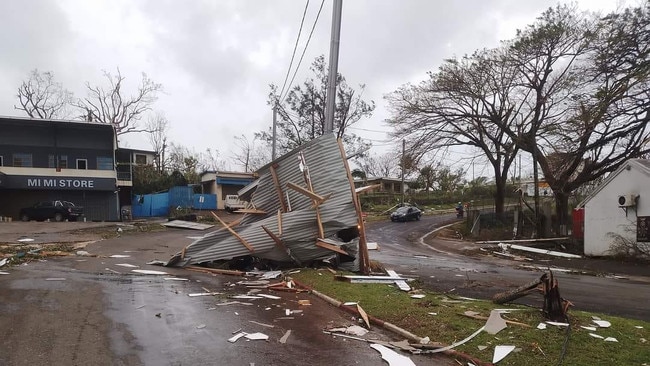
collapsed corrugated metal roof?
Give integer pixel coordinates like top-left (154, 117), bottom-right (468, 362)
top-left (168, 134), bottom-right (368, 271)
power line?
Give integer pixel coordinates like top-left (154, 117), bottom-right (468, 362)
top-left (281, 0), bottom-right (326, 103)
top-left (278, 0), bottom-right (310, 100)
top-left (348, 126), bottom-right (391, 133)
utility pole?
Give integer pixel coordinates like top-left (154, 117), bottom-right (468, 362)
top-left (272, 104), bottom-right (277, 160)
top-left (401, 139), bottom-right (405, 205)
top-left (324, 0), bottom-right (342, 134)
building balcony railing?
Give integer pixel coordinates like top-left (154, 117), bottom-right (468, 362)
top-left (0, 166), bottom-right (117, 179)
top-left (117, 171), bottom-right (132, 181)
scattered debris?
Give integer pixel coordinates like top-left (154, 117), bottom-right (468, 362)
top-left (537, 323), bottom-right (547, 330)
top-left (105, 268), bottom-right (120, 274)
top-left (592, 320), bottom-right (611, 328)
top-left (493, 345), bottom-right (516, 363)
top-left (17, 238), bottom-right (34, 242)
top-left (232, 295), bottom-right (262, 300)
top-left (367, 242), bottom-right (379, 250)
top-left (155, 313), bottom-right (162, 318)
top-left (114, 263), bottom-right (139, 268)
top-left (427, 312), bottom-right (437, 316)
top-left (249, 320), bottom-right (274, 328)
top-left (343, 301), bottom-right (358, 306)
top-left (162, 220), bottom-right (214, 230)
top-left (45, 277), bottom-right (66, 281)
top-left (493, 271), bottom-right (572, 322)
top-left (498, 243), bottom-right (581, 259)
top-left (244, 332), bottom-right (269, 341)
top-left (217, 301), bottom-right (253, 306)
top-left (109, 254), bottom-right (131, 258)
top-left (410, 294), bottom-right (426, 299)
top-left (370, 344), bottom-right (416, 366)
top-left (0, 258), bottom-right (8, 267)
top-left (257, 294), bottom-right (281, 300)
top-left (546, 321), bottom-right (569, 327)
top-left (196, 324), bottom-right (206, 329)
top-left (298, 299), bottom-right (311, 305)
top-left (386, 269), bottom-right (411, 291)
top-left (604, 337), bottom-right (618, 342)
top-left (635, 325), bottom-right (644, 329)
top-left (337, 275), bottom-right (417, 284)
top-left (279, 330), bottom-right (292, 344)
top-left (580, 326), bottom-right (597, 331)
top-left (259, 270), bottom-right (282, 279)
top-left (76, 251), bottom-right (92, 257)
top-left (188, 292), bottom-right (222, 297)
top-left (484, 310), bottom-right (508, 335)
top-left (0, 271), bottom-right (9, 275)
top-left (146, 260), bottom-right (167, 266)
top-left (228, 332), bottom-right (247, 343)
top-left (478, 345), bottom-right (488, 351)
top-left (589, 333), bottom-right (604, 339)
top-left (131, 269), bottom-right (168, 275)
top-left (136, 305), bottom-right (145, 309)
top-left (164, 277), bottom-right (190, 281)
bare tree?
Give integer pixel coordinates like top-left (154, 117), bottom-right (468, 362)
top-left (145, 112), bottom-right (170, 172)
top-left (387, 48), bottom-right (519, 214)
top-left (501, 4), bottom-right (650, 234)
top-left (355, 152), bottom-right (399, 178)
top-left (79, 69), bottom-right (162, 135)
top-left (15, 69), bottom-right (73, 119)
top-left (259, 55), bottom-right (374, 156)
top-left (231, 134), bottom-right (270, 172)
top-left (199, 148), bottom-right (226, 172)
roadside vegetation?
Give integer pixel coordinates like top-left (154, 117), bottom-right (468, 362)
top-left (291, 269), bottom-right (650, 366)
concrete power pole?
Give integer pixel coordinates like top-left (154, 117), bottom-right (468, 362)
top-left (324, 0), bottom-right (343, 134)
top-left (401, 139), bottom-right (405, 205)
top-left (272, 104), bottom-right (277, 160)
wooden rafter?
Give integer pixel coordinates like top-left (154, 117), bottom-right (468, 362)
top-left (211, 212), bottom-right (255, 253)
top-left (355, 184), bottom-right (382, 194)
top-left (338, 139), bottom-right (370, 274)
top-left (270, 164), bottom-right (288, 212)
top-left (261, 225), bottom-right (301, 266)
top-left (316, 239), bottom-right (349, 256)
top-left (277, 209), bottom-right (283, 236)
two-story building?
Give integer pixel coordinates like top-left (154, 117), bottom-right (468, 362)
top-left (0, 116), bottom-right (121, 221)
top-left (200, 170), bottom-right (257, 210)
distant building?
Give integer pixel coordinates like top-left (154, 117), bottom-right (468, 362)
top-left (200, 171), bottom-right (257, 210)
top-left (353, 177), bottom-right (411, 194)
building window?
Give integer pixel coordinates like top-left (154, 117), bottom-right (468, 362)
top-left (76, 159), bottom-right (88, 170)
top-left (13, 153), bottom-right (32, 167)
top-left (59, 155), bottom-right (68, 169)
top-left (97, 157), bottom-right (113, 170)
top-left (0, 155), bottom-right (3, 166)
top-left (135, 154), bottom-right (147, 165)
top-left (48, 155), bottom-right (55, 168)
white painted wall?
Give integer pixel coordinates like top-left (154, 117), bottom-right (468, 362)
top-left (584, 165), bottom-right (649, 256)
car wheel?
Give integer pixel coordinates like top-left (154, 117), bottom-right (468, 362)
top-left (54, 213), bottom-right (63, 222)
top-left (416, 214), bottom-right (421, 221)
top-left (21, 214), bottom-right (29, 222)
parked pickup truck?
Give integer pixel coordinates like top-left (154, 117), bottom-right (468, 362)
top-left (224, 195), bottom-right (248, 212)
top-left (19, 200), bottom-right (84, 222)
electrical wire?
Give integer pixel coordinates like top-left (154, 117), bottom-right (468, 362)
top-left (278, 0), bottom-right (310, 100)
top-left (280, 0), bottom-right (325, 103)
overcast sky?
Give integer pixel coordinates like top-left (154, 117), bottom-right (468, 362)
top-left (0, 0), bottom-right (620, 173)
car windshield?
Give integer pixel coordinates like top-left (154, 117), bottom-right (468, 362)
top-left (395, 207), bottom-right (412, 214)
top-left (62, 201), bottom-right (76, 207)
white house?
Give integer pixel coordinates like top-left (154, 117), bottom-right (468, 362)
top-left (580, 159), bottom-right (650, 256)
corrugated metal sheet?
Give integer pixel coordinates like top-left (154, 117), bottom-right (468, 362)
top-left (172, 134), bottom-right (360, 267)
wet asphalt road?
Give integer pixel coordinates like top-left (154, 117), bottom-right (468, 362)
top-left (366, 214), bottom-right (650, 321)
top-left (0, 228), bottom-right (451, 366)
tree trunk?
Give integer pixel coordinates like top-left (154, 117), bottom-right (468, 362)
top-left (493, 173), bottom-right (506, 216)
top-left (554, 191), bottom-right (570, 236)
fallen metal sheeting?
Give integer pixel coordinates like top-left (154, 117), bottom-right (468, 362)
top-left (167, 134), bottom-right (368, 271)
top-left (162, 220), bottom-right (214, 230)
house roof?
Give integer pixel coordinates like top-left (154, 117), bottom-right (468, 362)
top-left (0, 115), bottom-right (114, 129)
top-left (577, 159), bottom-right (650, 208)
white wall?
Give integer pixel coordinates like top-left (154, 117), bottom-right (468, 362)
top-left (584, 166), bottom-right (649, 256)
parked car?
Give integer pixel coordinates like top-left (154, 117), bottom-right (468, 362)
top-left (390, 206), bottom-right (422, 222)
top-left (19, 200), bottom-right (84, 222)
top-left (225, 195), bottom-right (248, 212)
